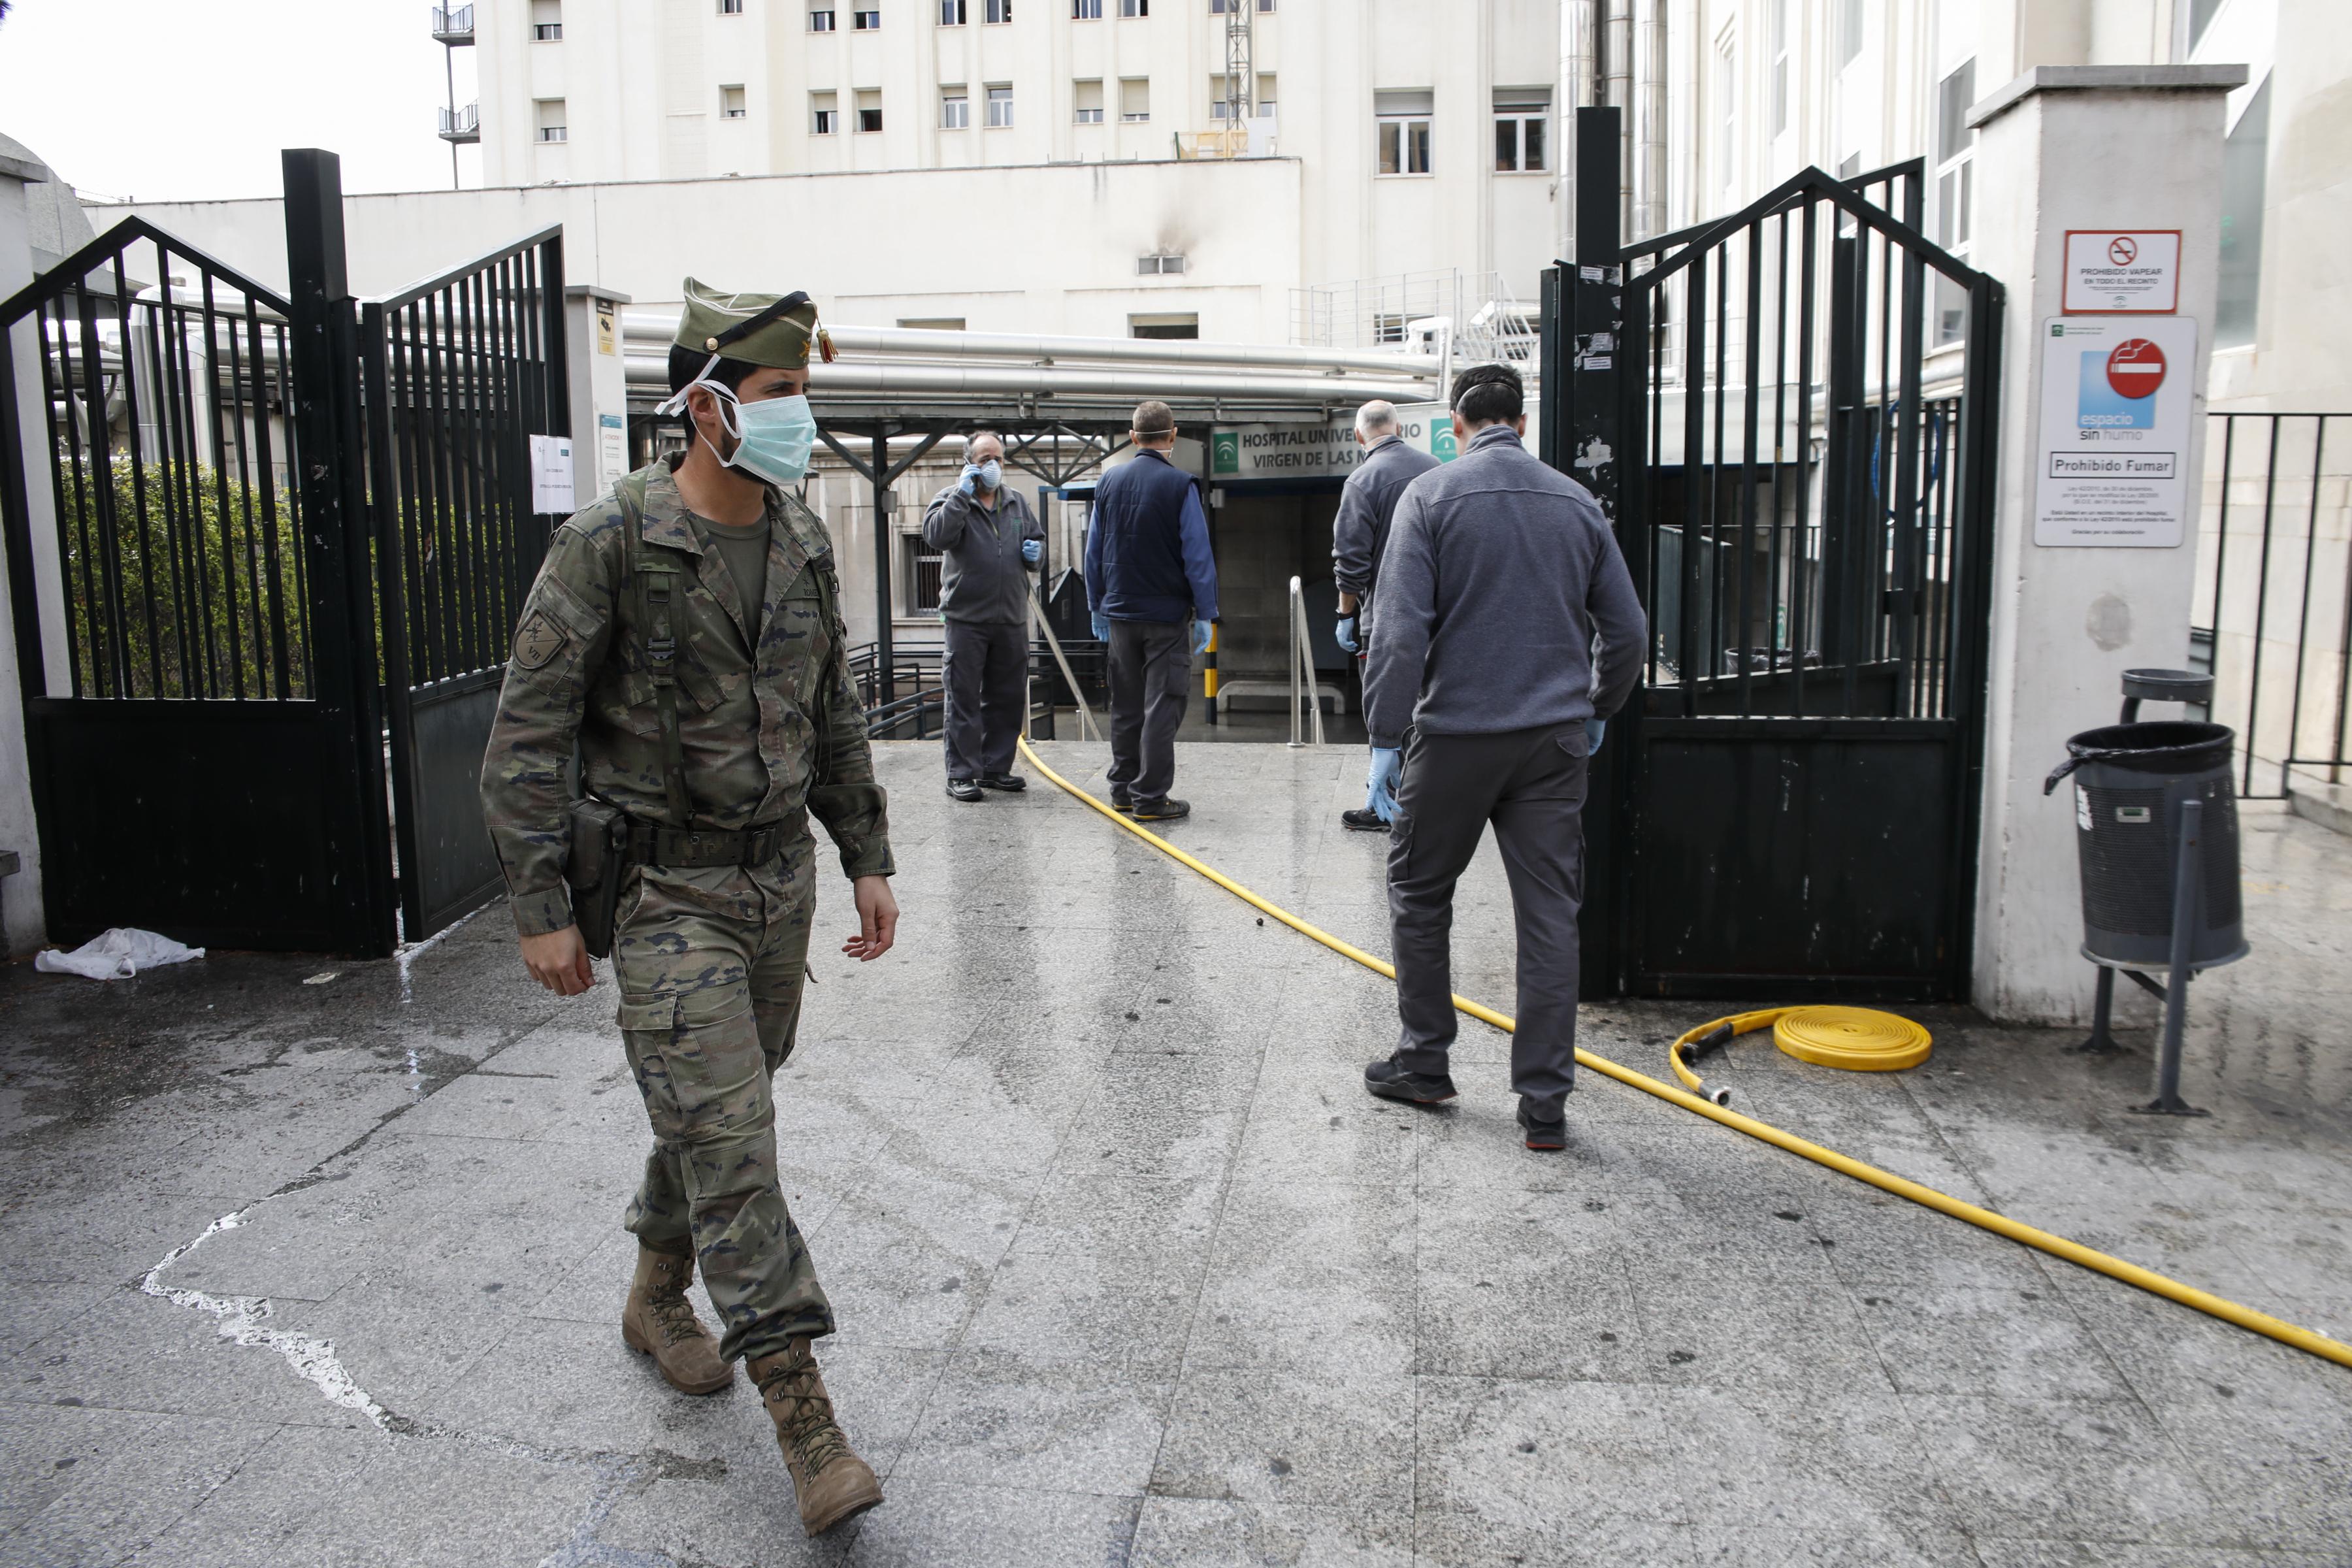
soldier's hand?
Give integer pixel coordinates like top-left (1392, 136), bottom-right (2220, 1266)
top-left (520, 926), bottom-right (595, 996)
top-left (843, 875), bottom-right (898, 962)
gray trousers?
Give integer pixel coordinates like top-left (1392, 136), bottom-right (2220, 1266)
top-left (941, 619), bottom-right (1027, 780)
top-left (1388, 723), bottom-right (1590, 1117)
top-left (1106, 619), bottom-right (1189, 804)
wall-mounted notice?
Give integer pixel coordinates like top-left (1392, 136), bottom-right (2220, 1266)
top-left (597, 413), bottom-right (628, 490)
top-left (2034, 316), bottom-right (2199, 547)
top-left (529, 433), bottom-right (576, 515)
top-left (2062, 230), bottom-right (2181, 314)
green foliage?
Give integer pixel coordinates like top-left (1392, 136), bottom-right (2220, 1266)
top-left (61, 454), bottom-right (310, 700)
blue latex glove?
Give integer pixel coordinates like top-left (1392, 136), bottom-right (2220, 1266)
top-left (1367, 747), bottom-right (1403, 821)
top-left (1585, 717), bottom-right (1606, 753)
top-left (1021, 538), bottom-right (1042, 564)
top-left (958, 464), bottom-right (981, 496)
top-left (1192, 619), bottom-right (1215, 655)
top-left (1335, 615), bottom-right (1359, 655)
top-left (1091, 610), bottom-right (1109, 642)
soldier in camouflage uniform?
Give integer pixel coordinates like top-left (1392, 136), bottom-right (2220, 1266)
top-left (481, 278), bottom-right (896, 1537)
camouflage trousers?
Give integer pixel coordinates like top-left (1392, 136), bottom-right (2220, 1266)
top-left (613, 832), bottom-right (833, 1363)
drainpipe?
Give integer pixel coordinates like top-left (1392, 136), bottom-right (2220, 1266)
top-left (1603, 0), bottom-right (1634, 242)
top-left (1559, 0), bottom-right (1596, 261)
top-left (1634, 0), bottom-right (1669, 243)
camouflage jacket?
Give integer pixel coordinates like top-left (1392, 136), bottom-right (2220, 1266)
top-left (481, 458), bottom-right (892, 937)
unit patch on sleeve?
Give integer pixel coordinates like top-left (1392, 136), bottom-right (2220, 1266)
top-left (512, 610), bottom-right (569, 670)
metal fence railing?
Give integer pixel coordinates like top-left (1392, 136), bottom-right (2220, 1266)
top-left (2193, 411), bottom-right (2350, 798)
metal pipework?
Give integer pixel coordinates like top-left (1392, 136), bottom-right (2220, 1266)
top-left (1603, 0), bottom-right (1634, 240)
top-left (1558, 0), bottom-right (1597, 259)
top-left (623, 353), bottom-right (1432, 406)
top-left (1633, 0), bottom-right (1669, 242)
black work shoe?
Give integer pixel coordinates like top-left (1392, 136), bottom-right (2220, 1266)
top-left (1517, 1100), bottom-right (1567, 1151)
top-left (1109, 794), bottom-right (1135, 815)
top-left (1131, 797), bottom-right (1191, 822)
top-left (1364, 1054), bottom-right (1458, 1105)
top-left (946, 778), bottom-right (984, 802)
top-left (1341, 808), bottom-right (1388, 832)
top-left (977, 773), bottom-right (1027, 792)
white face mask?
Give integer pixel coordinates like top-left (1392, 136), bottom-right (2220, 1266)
top-left (655, 353), bottom-right (815, 485)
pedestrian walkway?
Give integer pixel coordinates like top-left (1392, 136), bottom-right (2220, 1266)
top-left (1, 741), bottom-right (2346, 1566)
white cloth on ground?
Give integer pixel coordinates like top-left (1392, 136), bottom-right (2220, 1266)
top-left (34, 927), bottom-right (206, 980)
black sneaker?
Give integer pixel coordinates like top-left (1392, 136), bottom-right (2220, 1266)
top-left (977, 773), bottom-right (1027, 792)
top-left (1109, 790), bottom-right (1134, 814)
top-left (946, 778), bottom-right (984, 802)
top-left (1517, 1100), bottom-right (1567, 1151)
top-left (1132, 797), bottom-right (1191, 823)
top-left (1364, 1054), bottom-right (1458, 1105)
top-left (1341, 808), bottom-right (1388, 832)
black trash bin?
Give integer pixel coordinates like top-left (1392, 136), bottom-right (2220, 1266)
top-left (2045, 721), bottom-right (2246, 970)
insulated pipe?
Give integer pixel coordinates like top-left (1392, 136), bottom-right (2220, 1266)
top-left (1015, 736), bottom-right (2352, 1377)
top-left (1559, 0), bottom-right (1598, 259)
top-left (1603, 0), bottom-right (1635, 240)
top-left (1633, 0), bottom-right (1669, 242)
top-left (623, 310), bottom-right (1442, 378)
top-left (622, 352), bottom-right (1432, 405)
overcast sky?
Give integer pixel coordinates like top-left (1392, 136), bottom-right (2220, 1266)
top-left (0, 0), bottom-right (482, 202)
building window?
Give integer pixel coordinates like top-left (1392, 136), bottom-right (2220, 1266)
top-left (721, 0), bottom-right (745, 10)
top-left (940, 0), bottom-right (965, 20)
top-left (1212, 0), bottom-right (1275, 11)
top-left (1933, 59), bottom-right (1974, 344)
top-left (811, 92), bottom-right (838, 132)
top-left (987, 84), bottom-right (1014, 126)
top-left (721, 84), bottom-right (749, 118)
top-left (535, 98), bottom-right (568, 142)
top-left (1838, 0), bottom-right (1863, 68)
top-left (2216, 74), bottom-right (2270, 348)
top-left (1375, 90), bottom-right (1432, 176)
top-left (1714, 38), bottom-right (1737, 197)
top-left (1074, 79), bottom-right (1104, 122)
top-left (1121, 0), bottom-right (1147, 14)
top-left (941, 88), bottom-right (970, 128)
top-left (985, 0), bottom-right (1011, 18)
top-left (1256, 73), bottom-right (1275, 117)
top-left (1135, 252), bottom-right (1186, 275)
top-left (531, 0), bottom-right (563, 40)
top-left (898, 317), bottom-right (968, 329)
top-left (1130, 312), bottom-right (1198, 338)
top-left (853, 7), bottom-right (881, 28)
top-left (810, 8), bottom-right (835, 29)
top-left (1772, 0), bottom-right (1789, 135)
top-left (1493, 88), bottom-right (1548, 171)
top-left (857, 90), bottom-right (883, 131)
top-left (1073, 0), bottom-right (1102, 16)
top-left (1119, 78), bottom-right (1151, 122)
top-left (1210, 75), bottom-right (1237, 119)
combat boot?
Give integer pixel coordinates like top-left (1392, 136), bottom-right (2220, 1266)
top-left (747, 1337), bottom-right (885, 1536)
top-left (621, 1245), bottom-right (732, 1396)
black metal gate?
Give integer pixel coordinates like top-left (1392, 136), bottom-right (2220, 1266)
top-left (361, 227), bottom-right (567, 942)
top-left (1550, 110), bottom-right (2003, 1002)
top-left (0, 150), bottom-right (564, 956)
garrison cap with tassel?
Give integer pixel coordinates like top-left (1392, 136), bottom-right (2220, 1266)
top-left (674, 276), bottom-right (836, 369)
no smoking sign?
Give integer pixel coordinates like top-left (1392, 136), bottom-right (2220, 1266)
top-left (2063, 230), bottom-right (2181, 314)
top-left (2106, 338), bottom-right (2166, 399)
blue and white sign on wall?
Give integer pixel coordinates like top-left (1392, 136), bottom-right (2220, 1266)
top-left (2034, 316), bottom-right (2199, 548)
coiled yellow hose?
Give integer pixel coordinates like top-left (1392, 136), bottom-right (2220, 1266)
top-left (1671, 1005), bottom-right (1933, 1105)
top-left (1016, 736), bottom-right (2352, 1373)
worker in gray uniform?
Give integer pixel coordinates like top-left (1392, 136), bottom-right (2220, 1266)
top-left (923, 430), bottom-right (1045, 802)
top-left (1331, 399), bottom-right (1439, 831)
top-left (1360, 363), bottom-right (1646, 1151)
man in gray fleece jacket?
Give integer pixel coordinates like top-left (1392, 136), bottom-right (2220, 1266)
top-left (1360, 362), bottom-right (1646, 1150)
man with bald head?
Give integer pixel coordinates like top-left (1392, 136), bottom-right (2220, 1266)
top-left (1331, 398), bottom-right (1439, 830)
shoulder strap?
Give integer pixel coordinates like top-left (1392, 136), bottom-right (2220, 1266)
top-left (614, 471), bottom-right (694, 827)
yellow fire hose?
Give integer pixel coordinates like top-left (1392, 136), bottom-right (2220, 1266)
top-left (1015, 734), bottom-right (2352, 1373)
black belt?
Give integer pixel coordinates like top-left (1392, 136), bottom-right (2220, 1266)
top-left (625, 817), bottom-right (800, 870)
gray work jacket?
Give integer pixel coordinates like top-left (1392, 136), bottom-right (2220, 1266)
top-left (1331, 433), bottom-right (1440, 638)
top-left (921, 483), bottom-right (1045, 625)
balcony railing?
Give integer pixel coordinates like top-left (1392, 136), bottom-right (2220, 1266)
top-left (431, 5), bottom-right (475, 44)
top-left (439, 103), bottom-right (482, 143)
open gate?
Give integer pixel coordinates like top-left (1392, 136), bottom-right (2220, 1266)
top-left (1548, 110), bottom-right (2003, 1002)
top-left (0, 151), bottom-right (565, 956)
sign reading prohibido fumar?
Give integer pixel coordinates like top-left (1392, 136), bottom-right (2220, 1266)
top-left (2034, 316), bottom-right (2200, 547)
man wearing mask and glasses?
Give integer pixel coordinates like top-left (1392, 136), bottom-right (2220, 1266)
top-left (480, 278), bottom-right (895, 1538)
top-left (922, 431), bottom-right (1046, 802)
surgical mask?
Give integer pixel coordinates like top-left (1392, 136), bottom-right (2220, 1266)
top-left (656, 361), bottom-right (817, 485)
top-left (975, 459), bottom-right (1003, 491)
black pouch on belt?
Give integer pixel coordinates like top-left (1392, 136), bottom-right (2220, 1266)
top-left (565, 798), bottom-right (632, 960)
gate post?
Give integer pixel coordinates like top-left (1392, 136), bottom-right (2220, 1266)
top-left (1965, 68), bottom-right (2246, 1024)
top-left (282, 149), bottom-right (397, 958)
top-left (0, 150), bottom-right (47, 956)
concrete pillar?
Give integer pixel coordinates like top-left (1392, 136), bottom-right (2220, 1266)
top-left (564, 284), bottom-right (633, 504)
top-left (1968, 65), bottom-right (2247, 1025)
top-left (0, 150), bottom-right (45, 954)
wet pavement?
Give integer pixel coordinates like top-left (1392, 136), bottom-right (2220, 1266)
top-left (1, 739), bottom-right (2347, 1567)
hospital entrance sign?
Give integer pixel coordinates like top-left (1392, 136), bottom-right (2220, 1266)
top-left (2033, 316), bottom-right (2199, 547)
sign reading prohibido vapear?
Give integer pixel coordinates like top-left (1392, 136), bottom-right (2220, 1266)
top-left (2033, 316), bottom-right (2199, 548)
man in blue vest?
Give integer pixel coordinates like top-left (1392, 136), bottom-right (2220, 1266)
top-left (1084, 400), bottom-right (1219, 823)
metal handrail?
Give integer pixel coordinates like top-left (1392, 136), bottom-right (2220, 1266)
top-left (1287, 576), bottom-right (1326, 748)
